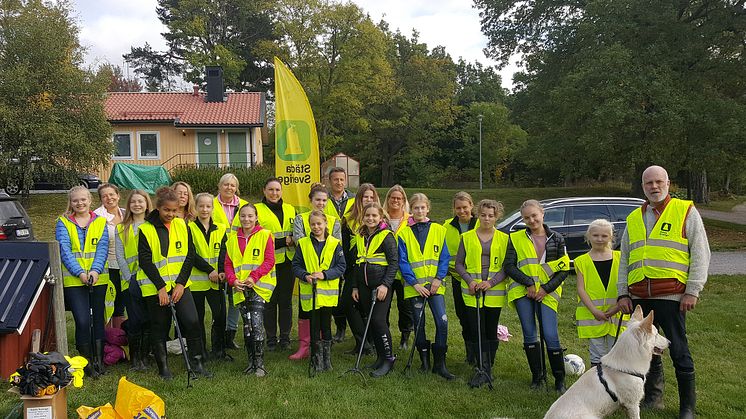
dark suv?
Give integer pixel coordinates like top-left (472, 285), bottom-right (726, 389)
top-left (497, 197), bottom-right (645, 261)
top-left (0, 192), bottom-right (34, 240)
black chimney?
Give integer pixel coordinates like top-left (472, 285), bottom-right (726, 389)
top-left (205, 66), bottom-right (225, 102)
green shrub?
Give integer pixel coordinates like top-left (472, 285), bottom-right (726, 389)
top-left (170, 164), bottom-right (274, 198)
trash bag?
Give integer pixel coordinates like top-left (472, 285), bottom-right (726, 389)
top-left (166, 338), bottom-right (187, 355)
top-left (114, 377), bottom-right (165, 419)
top-left (77, 403), bottom-right (118, 419)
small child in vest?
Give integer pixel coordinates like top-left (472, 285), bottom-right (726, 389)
top-left (291, 210), bottom-right (346, 372)
top-left (575, 219), bottom-right (626, 366)
top-left (225, 203), bottom-right (276, 377)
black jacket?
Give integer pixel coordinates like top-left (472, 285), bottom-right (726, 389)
top-left (352, 225), bottom-right (398, 290)
top-left (138, 210), bottom-right (195, 291)
top-left (191, 218), bottom-right (227, 275)
top-left (291, 236), bottom-right (347, 282)
top-left (503, 224), bottom-right (569, 293)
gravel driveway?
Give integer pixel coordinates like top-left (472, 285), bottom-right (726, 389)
top-left (709, 251), bottom-right (746, 275)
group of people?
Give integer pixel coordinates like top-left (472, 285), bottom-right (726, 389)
top-left (56, 165), bottom-right (707, 418)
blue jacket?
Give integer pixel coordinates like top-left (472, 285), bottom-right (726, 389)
top-left (56, 213), bottom-right (109, 277)
top-left (398, 221), bottom-right (449, 286)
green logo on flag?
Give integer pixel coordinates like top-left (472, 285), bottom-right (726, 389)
top-left (276, 120), bottom-right (311, 161)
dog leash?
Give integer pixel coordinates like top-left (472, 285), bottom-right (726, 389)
top-left (596, 364), bottom-right (646, 402)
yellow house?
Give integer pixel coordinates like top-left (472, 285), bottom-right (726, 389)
top-left (102, 68), bottom-right (266, 180)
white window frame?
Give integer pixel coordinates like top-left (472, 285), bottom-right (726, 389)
top-left (138, 131), bottom-right (161, 160)
top-left (112, 131), bottom-right (134, 160)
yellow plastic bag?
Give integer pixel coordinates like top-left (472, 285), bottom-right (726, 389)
top-left (114, 376), bottom-right (165, 419)
top-left (77, 403), bottom-right (118, 419)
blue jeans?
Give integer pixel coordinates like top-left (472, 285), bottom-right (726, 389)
top-left (64, 285), bottom-right (107, 345)
top-left (514, 296), bottom-right (561, 350)
top-left (226, 287), bottom-right (239, 331)
top-left (410, 294), bottom-right (448, 348)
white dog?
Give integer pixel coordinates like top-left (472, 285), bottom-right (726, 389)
top-left (544, 306), bottom-right (670, 419)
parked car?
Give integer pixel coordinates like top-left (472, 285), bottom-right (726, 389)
top-left (0, 192), bottom-right (34, 240)
top-left (496, 197), bottom-right (645, 261)
top-left (4, 162), bottom-right (101, 195)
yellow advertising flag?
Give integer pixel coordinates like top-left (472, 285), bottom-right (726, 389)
top-left (273, 56), bottom-right (320, 211)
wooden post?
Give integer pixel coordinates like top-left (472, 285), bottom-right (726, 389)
top-left (48, 242), bottom-right (68, 356)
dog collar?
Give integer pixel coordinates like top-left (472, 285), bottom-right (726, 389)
top-left (596, 364), bottom-right (646, 403)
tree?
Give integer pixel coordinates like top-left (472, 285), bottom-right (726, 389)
top-left (0, 0), bottom-right (112, 190)
top-left (98, 64), bottom-right (143, 92)
top-left (125, 0), bottom-right (277, 91)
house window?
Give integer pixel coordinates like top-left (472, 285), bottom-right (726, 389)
top-left (112, 133), bottom-right (133, 159)
top-left (138, 132), bottom-right (160, 159)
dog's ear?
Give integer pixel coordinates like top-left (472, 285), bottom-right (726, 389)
top-left (632, 305), bottom-right (644, 321)
top-left (641, 310), bottom-right (654, 333)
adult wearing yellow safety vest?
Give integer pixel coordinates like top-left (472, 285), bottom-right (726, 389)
top-left (456, 199), bottom-right (508, 388)
top-left (398, 194), bottom-right (453, 380)
top-left (443, 191), bottom-right (478, 365)
top-left (93, 183), bottom-right (126, 329)
top-left (505, 199), bottom-right (571, 393)
top-left (189, 193), bottom-right (229, 362)
top-left (575, 219), bottom-right (626, 367)
top-left (255, 177), bottom-right (296, 351)
top-left (351, 202), bottom-right (399, 378)
top-left (225, 203), bottom-right (276, 377)
top-left (617, 165), bottom-right (710, 419)
top-left (292, 210), bottom-right (346, 372)
top-left (324, 167), bottom-right (356, 344)
top-left (343, 183), bottom-right (380, 355)
top-left (114, 189), bottom-right (152, 372)
top-left (289, 184), bottom-right (341, 361)
top-left (212, 173), bottom-right (248, 351)
top-left (383, 185), bottom-right (414, 350)
top-left (56, 186), bottom-right (110, 378)
top-left (138, 187), bottom-right (212, 380)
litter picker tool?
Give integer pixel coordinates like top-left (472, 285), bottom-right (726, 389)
top-left (613, 313), bottom-right (625, 346)
top-left (402, 296), bottom-right (428, 377)
top-left (536, 299), bottom-right (548, 391)
top-left (87, 278), bottom-right (102, 377)
top-left (343, 287), bottom-right (378, 381)
top-left (169, 297), bottom-right (197, 388)
top-left (472, 291), bottom-right (493, 390)
top-left (308, 279), bottom-right (318, 378)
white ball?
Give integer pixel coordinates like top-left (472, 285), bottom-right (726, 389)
top-left (564, 354), bottom-right (586, 375)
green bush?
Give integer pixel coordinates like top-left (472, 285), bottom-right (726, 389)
top-left (170, 164), bottom-right (274, 198)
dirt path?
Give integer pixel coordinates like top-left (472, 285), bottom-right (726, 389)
top-left (699, 203), bottom-right (746, 225)
top-left (710, 251), bottom-right (746, 275)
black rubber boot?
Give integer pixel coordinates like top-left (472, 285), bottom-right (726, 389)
top-left (333, 317), bottom-right (346, 343)
top-left (140, 330), bottom-right (151, 367)
top-left (370, 357), bottom-right (395, 378)
top-left (524, 342), bottom-right (543, 389)
top-left (312, 341), bottom-right (324, 373)
top-left (548, 349), bottom-right (566, 394)
top-left (128, 333), bottom-right (147, 371)
top-left (465, 340), bottom-right (476, 366)
top-left (417, 341), bottom-right (431, 373)
top-left (76, 343), bottom-right (99, 379)
top-left (487, 340), bottom-right (499, 378)
top-left (676, 370), bottom-right (696, 419)
top-left (225, 329), bottom-right (240, 350)
top-left (322, 340), bottom-right (333, 371)
top-left (254, 341), bottom-right (266, 377)
top-left (187, 338), bottom-right (213, 378)
top-left (642, 354), bottom-right (666, 409)
top-left (94, 339), bottom-right (107, 375)
top-left (210, 329), bottom-right (231, 361)
top-left (399, 330), bottom-right (411, 351)
top-left (153, 341), bottom-right (173, 380)
top-left (365, 356), bottom-right (384, 370)
top-left (432, 345), bottom-right (455, 381)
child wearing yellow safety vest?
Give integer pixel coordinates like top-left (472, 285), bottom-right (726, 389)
top-left (575, 219), bottom-right (625, 366)
top-left (114, 189), bottom-right (152, 372)
top-left (504, 199), bottom-right (571, 393)
top-left (292, 210), bottom-right (346, 372)
top-left (455, 199), bottom-right (508, 388)
top-left (189, 193), bottom-right (229, 361)
top-left (289, 184), bottom-right (342, 361)
top-left (398, 193), bottom-right (454, 380)
top-left (225, 203), bottom-right (276, 377)
top-left (56, 186), bottom-right (110, 378)
top-left (138, 187), bottom-right (212, 380)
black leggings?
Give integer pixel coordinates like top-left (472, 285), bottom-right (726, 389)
top-left (109, 269), bottom-right (127, 317)
top-left (264, 260), bottom-right (293, 342)
top-left (145, 288), bottom-right (201, 344)
top-left (451, 277), bottom-right (469, 341)
top-left (467, 306), bottom-right (502, 344)
top-left (192, 288), bottom-right (226, 350)
top-left (311, 307), bottom-right (333, 341)
top-left (358, 284), bottom-right (394, 359)
top-left (340, 269), bottom-right (365, 343)
top-left (390, 279), bottom-right (413, 333)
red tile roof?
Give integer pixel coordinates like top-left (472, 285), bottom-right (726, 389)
top-left (105, 91), bottom-right (265, 127)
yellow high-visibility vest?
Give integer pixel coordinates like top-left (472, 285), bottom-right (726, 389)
top-left (116, 223), bottom-right (139, 291)
top-left (136, 218), bottom-right (191, 297)
top-left (574, 251), bottom-right (627, 338)
top-left (58, 216), bottom-right (110, 288)
top-left (461, 229), bottom-right (509, 308)
top-left (297, 236), bottom-right (341, 310)
top-left (399, 223), bottom-right (447, 299)
top-left (325, 197), bottom-right (354, 220)
top-left (188, 221), bottom-right (228, 292)
top-left (626, 198), bottom-right (691, 285)
top-left (390, 214), bottom-right (410, 282)
top-left (443, 217), bottom-right (478, 286)
top-left (227, 229), bottom-right (276, 304)
top-left (212, 196), bottom-right (248, 232)
top-left (355, 229), bottom-right (392, 266)
top-left (255, 202), bottom-right (296, 263)
top-left (507, 230), bottom-right (570, 312)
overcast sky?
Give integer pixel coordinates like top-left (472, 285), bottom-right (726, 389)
top-left (71, 0), bottom-right (519, 90)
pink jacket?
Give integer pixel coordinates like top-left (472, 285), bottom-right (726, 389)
top-left (225, 225), bottom-right (275, 286)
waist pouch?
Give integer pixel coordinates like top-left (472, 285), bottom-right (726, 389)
top-left (630, 278), bottom-right (686, 298)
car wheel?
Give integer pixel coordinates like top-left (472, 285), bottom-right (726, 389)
top-left (79, 180), bottom-right (89, 189)
top-left (5, 180), bottom-right (20, 195)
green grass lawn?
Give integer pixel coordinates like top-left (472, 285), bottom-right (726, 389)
top-left (4, 188), bottom-right (746, 418)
